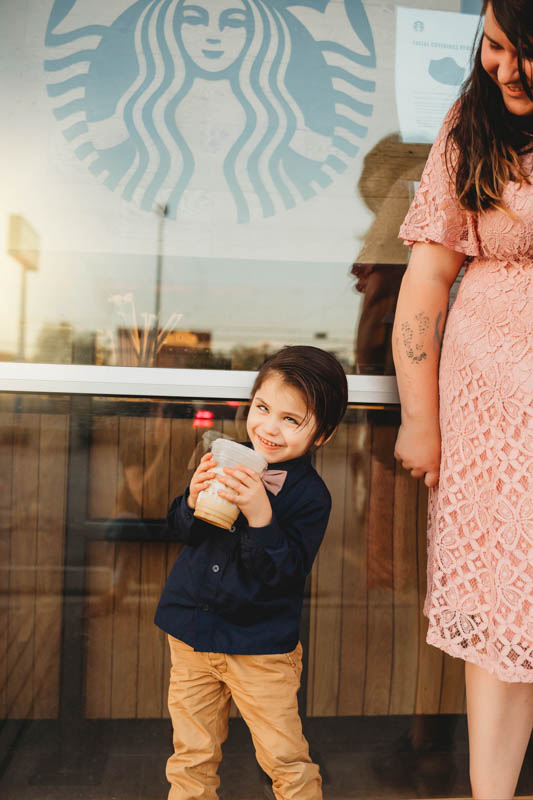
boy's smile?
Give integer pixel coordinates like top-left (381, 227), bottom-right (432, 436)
top-left (246, 373), bottom-right (319, 464)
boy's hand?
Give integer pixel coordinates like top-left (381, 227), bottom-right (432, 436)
top-left (218, 465), bottom-right (272, 527)
top-left (187, 453), bottom-right (217, 510)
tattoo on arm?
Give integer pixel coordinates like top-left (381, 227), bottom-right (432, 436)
top-left (400, 312), bottom-right (429, 364)
top-left (434, 311), bottom-right (444, 351)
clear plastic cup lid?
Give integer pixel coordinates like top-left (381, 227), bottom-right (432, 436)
top-left (211, 438), bottom-right (267, 473)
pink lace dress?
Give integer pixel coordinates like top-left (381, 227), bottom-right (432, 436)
top-left (399, 113), bottom-right (533, 683)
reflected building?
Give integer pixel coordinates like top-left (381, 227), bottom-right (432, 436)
top-left (115, 326), bottom-right (212, 368)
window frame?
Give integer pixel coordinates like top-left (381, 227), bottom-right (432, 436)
top-left (0, 363), bottom-right (399, 404)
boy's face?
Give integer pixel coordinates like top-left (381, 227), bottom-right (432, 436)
top-left (246, 373), bottom-right (320, 464)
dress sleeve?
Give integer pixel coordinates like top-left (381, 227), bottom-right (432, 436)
top-left (399, 108), bottom-right (480, 256)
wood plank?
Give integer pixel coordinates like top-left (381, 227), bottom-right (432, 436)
top-left (85, 541), bottom-right (115, 718)
top-left (116, 416), bottom-right (145, 517)
top-left (162, 542), bottom-right (182, 719)
top-left (0, 412), bottom-right (14, 719)
top-left (390, 461), bottom-right (419, 714)
top-left (440, 652), bottom-right (465, 713)
top-left (33, 414), bottom-right (69, 718)
top-left (169, 417), bottom-right (198, 501)
top-left (415, 484), bottom-right (444, 713)
top-left (110, 542), bottom-right (141, 717)
top-left (143, 416), bottom-right (171, 518)
top-left (364, 422), bottom-right (396, 715)
top-left (307, 424), bottom-right (347, 716)
top-left (8, 413), bottom-right (40, 718)
top-left (221, 415), bottom-right (237, 442)
top-left (162, 413), bottom-right (198, 718)
top-left (137, 543), bottom-right (167, 718)
top-left (88, 416), bottom-right (119, 519)
top-left (338, 419), bottom-right (371, 715)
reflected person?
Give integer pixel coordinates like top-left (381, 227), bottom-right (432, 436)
top-left (351, 134), bottom-right (430, 374)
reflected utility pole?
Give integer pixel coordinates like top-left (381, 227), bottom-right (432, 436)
top-left (142, 202), bottom-right (168, 367)
top-left (154, 202), bottom-right (168, 325)
top-left (7, 214), bottom-right (39, 361)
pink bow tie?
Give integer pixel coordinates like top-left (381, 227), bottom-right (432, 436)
top-left (261, 469), bottom-right (287, 496)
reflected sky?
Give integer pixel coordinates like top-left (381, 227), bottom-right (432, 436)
top-left (0, 0), bottom-right (476, 368)
top-left (0, 245), bottom-right (360, 363)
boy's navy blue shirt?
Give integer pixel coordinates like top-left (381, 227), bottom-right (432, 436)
top-left (155, 448), bottom-right (331, 655)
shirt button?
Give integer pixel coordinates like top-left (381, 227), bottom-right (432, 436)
top-left (211, 564), bottom-right (220, 573)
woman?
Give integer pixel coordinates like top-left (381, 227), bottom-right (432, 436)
top-left (392, 2), bottom-right (533, 798)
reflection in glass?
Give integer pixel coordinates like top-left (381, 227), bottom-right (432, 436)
top-left (1, 247), bottom-right (358, 372)
top-left (351, 135), bottom-right (431, 375)
top-left (0, 392), bottom-right (489, 799)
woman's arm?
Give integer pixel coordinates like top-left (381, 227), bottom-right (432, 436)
top-left (392, 242), bottom-right (465, 487)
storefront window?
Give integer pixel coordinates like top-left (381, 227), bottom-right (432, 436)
top-left (8, 2), bottom-right (531, 800)
top-left (1, 0), bottom-right (481, 375)
top-left (0, 392), bottom-right (482, 798)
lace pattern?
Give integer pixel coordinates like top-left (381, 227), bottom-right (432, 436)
top-left (400, 112), bottom-right (533, 683)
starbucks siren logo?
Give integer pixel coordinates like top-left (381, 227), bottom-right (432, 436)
top-left (44, 0), bottom-right (376, 223)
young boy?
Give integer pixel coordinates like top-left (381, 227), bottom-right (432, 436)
top-left (155, 346), bottom-right (348, 800)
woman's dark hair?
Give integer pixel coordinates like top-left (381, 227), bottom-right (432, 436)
top-left (251, 346), bottom-right (348, 444)
top-left (448, 0), bottom-right (533, 212)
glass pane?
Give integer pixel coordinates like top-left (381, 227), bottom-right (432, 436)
top-left (4, 390), bottom-right (530, 800)
top-left (0, 0), bottom-right (481, 373)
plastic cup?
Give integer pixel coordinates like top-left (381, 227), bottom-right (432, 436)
top-left (194, 439), bottom-right (268, 530)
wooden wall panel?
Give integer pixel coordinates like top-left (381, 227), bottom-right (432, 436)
top-left (1, 413), bottom-right (68, 720)
top-left (138, 416), bottom-right (173, 717)
top-left (137, 542), bottom-right (167, 718)
top-left (162, 542), bottom-right (182, 719)
top-left (337, 422), bottom-right (371, 715)
top-left (440, 650), bottom-right (466, 713)
top-left (8, 414), bottom-right (40, 719)
top-left (0, 412), bottom-right (14, 720)
top-left (307, 417), bottom-right (465, 717)
top-left (85, 413), bottom-right (198, 719)
top-left (110, 542), bottom-right (141, 718)
top-left (85, 541), bottom-right (115, 718)
top-left (81, 408), bottom-right (465, 720)
top-left (169, 417), bottom-right (198, 500)
top-left (364, 423), bottom-right (396, 715)
top-left (390, 462), bottom-right (419, 714)
top-left (1, 405), bottom-right (466, 721)
top-left (308, 425), bottom-right (348, 716)
top-left (88, 416), bottom-right (119, 519)
top-left (143, 417), bottom-right (171, 518)
top-left (33, 414), bottom-right (68, 718)
top-left (117, 416), bottom-right (145, 518)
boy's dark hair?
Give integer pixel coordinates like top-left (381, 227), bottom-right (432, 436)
top-left (251, 346), bottom-right (348, 444)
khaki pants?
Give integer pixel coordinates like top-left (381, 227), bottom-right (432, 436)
top-left (166, 635), bottom-right (322, 800)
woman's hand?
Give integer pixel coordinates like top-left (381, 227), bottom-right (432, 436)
top-left (187, 453), bottom-right (217, 509)
top-left (394, 422), bottom-right (441, 488)
top-left (217, 465), bottom-right (272, 527)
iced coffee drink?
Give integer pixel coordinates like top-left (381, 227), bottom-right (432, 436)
top-left (194, 439), bottom-right (267, 530)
